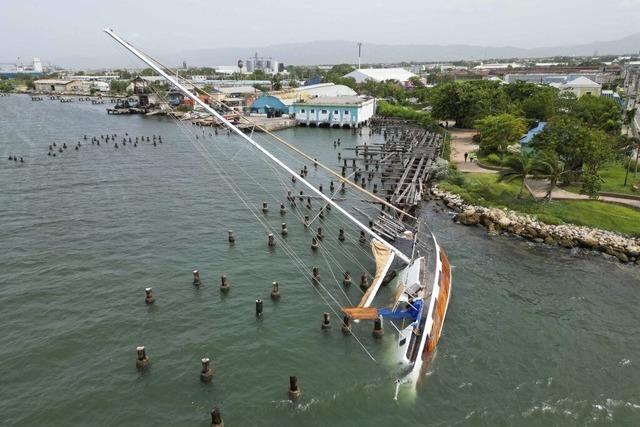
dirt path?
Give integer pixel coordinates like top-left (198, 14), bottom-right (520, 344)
top-left (449, 129), bottom-right (498, 173)
top-left (525, 178), bottom-right (640, 209)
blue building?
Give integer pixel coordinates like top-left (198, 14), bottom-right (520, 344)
top-left (249, 95), bottom-right (289, 116)
top-left (520, 121), bottom-right (547, 152)
top-left (291, 96), bottom-right (375, 128)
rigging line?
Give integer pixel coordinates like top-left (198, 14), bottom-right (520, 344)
top-left (132, 45), bottom-right (415, 220)
top-left (147, 87), bottom-right (376, 350)
top-left (121, 50), bottom-right (378, 344)
top-left (244, 136), bottom-right (377, 266)
top-left (162, 107), bottom-right (375, 349)
top-left (150, 84), bottom-right (381, 267)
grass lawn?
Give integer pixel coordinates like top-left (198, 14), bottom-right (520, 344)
top-left (441, 172), bottom-right (640, 237)
top-left (564, 162), bottom-right (640, 196)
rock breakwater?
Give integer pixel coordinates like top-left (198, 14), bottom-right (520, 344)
top-left (431, 186), bottom-right (640, 265)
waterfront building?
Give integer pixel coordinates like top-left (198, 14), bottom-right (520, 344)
top-left (250, 83), bottom-right (357, 115)
top-left (291, 96), bottom-right (375, 128)
top-left (343, 68), bottom-right (417, 86)
top-left (33, 79), bottom-right (84, 93)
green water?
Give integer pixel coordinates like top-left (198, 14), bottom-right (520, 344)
top-left (1, 94), bottom-right (639, 426)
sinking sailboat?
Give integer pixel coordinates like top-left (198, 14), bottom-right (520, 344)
top-left (104, 28), bottom-right (452, 389)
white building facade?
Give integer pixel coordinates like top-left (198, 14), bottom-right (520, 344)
top-left (291, 96), bottom-right (375, 128)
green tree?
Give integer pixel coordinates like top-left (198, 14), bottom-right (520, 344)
top-left (497, 151), bottom-right (538, 199)
top-left (0, 80), bottom-right (14, 92)
top-left (521, 89), bottom-right (557, 121)
top-left (620, 136), bottom-right (640, 186)
top-left (534, 151), bottom-right (567, 201)
top-left (475, 113), bottom-right (527, 159)
top-left (581, 128), bottom-right (616, 198)
top-left (408, 76), bottom-right (424, 88)
top-left (109, 80), bottom-right (129, 95)
top-left (430, 81), bottom-right (512, 128)
top-left (570, 95), bottom-right (620, 133)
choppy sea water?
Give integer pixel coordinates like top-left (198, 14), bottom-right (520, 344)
top-left (1, 94), bottom-right (639, 426)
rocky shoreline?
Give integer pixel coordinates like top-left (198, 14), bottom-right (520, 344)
top-left (430, 185), bottom-right (640, 265)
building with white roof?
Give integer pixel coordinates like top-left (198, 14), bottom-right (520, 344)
top-left (343, 68), bottom-right (417, 85)
top-left (560, 76), bottom-right (602, 98)
top-left (291, 96), bottom-right (375, 128)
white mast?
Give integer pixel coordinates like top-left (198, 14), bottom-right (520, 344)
top-left (103, 28), bottom-right (410, 264)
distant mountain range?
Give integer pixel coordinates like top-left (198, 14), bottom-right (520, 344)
top-left (62, 32), bottom-right (640, 69)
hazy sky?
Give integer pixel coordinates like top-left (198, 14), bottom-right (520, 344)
top-left (2, 0), bottom-right (640, 65)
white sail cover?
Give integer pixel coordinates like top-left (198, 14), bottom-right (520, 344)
top-left (357, 240), bottom-right (395, 308)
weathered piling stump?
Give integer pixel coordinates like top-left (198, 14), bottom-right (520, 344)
top-left (338, 229), bottom-right (345, 242)
top-left (342, 271), bottom-right (352, 286)
top-left (298, 190), bottom-right (304, 201)
top-left (318, 184), bottom-right (323, 193)
top-left (311, 236), bottom-right (319, 251)
top-left (306, 197), bottom-right (312, 209)
top-left (321, 312), bottom-right (331, 329)
top-left (360, 273), bottom-right (369, 291)
top-left (261, 201), bottom-right (268, 214)
top-left (359, 231), bottom-right (366, 244)
top-left (136, 346), bottom-right (150, 371)
top-left (319, 209), bottom-right (325, 219)
top-left (220, 275), bottom-right (230, 293)
top-left (281, 222), bottom-right (288, 236)
top-left (303, 215), bottom-right (310, 228)
top-left (144, 287), bottom-right (154, 304)
top-left (268, 233), bottom-right (276, 247)
top-left (312, 266), bottom-right (320, 283)
top-left (291, 175), bottom-right (296, 183)
top-left (228, 230), bottom-right (235, 244)
top-left (279, 203), bottom-right (287, 215)
top-left (211, 407), bottom-right (224, 427)
top-left (256, 299), bottom-right (263, 317)
top-left (270, 281), bottom-right (280, 300)
top-left (373, 183), bottom-right (378, 194)
top-left (193, 270), bottom-right (201, 287)
top-left (288, 376), bottom-right (301, 400)
top-left (316, 227), bottom-right (324, 240)
top-left (329, 180), bottom-right (335, 192)
top-left (200, 357), bottom-right (214, 382)
top-left (341, 315), bottom-right (351, 334)
top-left (373, 318), bottom-right (384, 338)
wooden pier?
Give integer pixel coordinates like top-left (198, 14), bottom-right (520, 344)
top-left (347, 116), bottom-right (443, 232)
top-left (347, 117), bottom-right (442, 212)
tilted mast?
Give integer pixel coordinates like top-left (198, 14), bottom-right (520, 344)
top-left (103, 28), bottom-right (411, 264)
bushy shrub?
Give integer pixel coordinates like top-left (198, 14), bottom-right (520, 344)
top-left (432, 158), bottom-right (450, 180)
top-left (448, 169), bottom-right (466, 186)
top-left (486, 153), bottom-right (502, 165)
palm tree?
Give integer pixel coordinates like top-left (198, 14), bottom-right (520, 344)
top-left (497, 151), bottom-right (538, 199)
top-left (534, 151), bottom-right (566, 201)
top-left (620, 136), bottom-right (640, 187)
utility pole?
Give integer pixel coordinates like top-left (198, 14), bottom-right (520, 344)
top-left (357, 42), bottom-right (362, 69)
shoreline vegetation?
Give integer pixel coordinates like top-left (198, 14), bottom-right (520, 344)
top-left (370, 89), bottom-right (640, 265)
